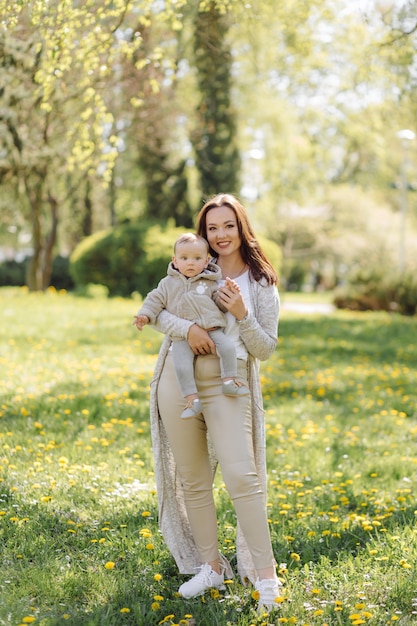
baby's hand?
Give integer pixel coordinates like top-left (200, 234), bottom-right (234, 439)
top-left (225, 277), bottom-right (241, 293)
top-left (132, 314), bottom-right (149, 330)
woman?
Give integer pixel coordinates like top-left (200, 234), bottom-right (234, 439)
top-left (144, 193), bottom-right (281, 612)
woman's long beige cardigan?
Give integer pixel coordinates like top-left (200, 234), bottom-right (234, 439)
top-left (149, 275), bottom-right (280, 584)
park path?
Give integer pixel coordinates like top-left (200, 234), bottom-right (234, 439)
top-left (280, 299), bottom-right (335, 315)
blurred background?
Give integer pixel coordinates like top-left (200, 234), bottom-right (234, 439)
top-left (0, 0), bottom-right (416, 313)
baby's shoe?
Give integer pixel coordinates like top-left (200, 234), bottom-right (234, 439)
top-left (181, 398), bottom-right (203, 419)
top-left (222, 379), bottom-right (250, 397)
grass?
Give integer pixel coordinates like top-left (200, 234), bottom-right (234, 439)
top-left (0, 286), bottom-right (416, 626)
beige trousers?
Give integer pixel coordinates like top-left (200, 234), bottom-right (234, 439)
top-left (157, 351), bottom-right (274, 571)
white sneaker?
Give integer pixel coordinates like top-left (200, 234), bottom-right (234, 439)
top-left (178, 562), bottom-right (225, 599)
top-left (255, 576), bottom-right (282, 613)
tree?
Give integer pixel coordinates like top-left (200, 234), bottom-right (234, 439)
top-left (192, 1), bottom-right (240, 201)
top-left (0, 1), bottom-right (149, 289)
top-left (120, 17), bottom-right (194, 226)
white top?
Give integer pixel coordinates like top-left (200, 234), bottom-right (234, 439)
top-left (220, 270), bottom-right (252, 361)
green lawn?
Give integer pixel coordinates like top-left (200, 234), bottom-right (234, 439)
top-left (0, 287), bottom-right (416, 626)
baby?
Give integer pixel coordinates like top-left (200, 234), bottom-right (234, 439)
top-left (133, 233), bottom-right (249, 418)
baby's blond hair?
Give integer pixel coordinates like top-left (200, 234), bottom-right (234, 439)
top-left (174, 233), bottom-right (209, 253)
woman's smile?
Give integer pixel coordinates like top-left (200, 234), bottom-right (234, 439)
top-left (206, 206), bottom-right (241, 257)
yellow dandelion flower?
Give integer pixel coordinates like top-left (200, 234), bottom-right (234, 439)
top-left (104, 561), bottom-right (115, 569)
top-left (120, 608), bottom-right (130, 613)
top-left (154, 595), bottom-right (164, 601)
top-left (154, 573), bottom-right (162, 581)
top-left (151, 602), bottom-right (160, 611)
top-left (22, 618), bottom-right (36, 624)
top-left (314, 609), bottom-right (324, 616)
top-left (252, 589), bottom-right (260, 601)
top-left (145, 543), bottom-right (154, 550)
top-left (142, 511), bottom-right (151, 517)
top-left (290, 552), bottom-right (300, 561)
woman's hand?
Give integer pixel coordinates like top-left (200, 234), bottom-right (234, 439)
top-left (217, 277), bottom-right (248, 321)
top-left (187, 324), bottom-right (216, 355)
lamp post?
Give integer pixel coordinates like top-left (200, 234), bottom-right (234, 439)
top-left (396, 129), bottom-right (415, 273)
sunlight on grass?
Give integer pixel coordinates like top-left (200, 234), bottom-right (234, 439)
top-left (0, 288), bottom-right (416, 625)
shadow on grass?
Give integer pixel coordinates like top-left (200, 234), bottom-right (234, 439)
top-left (270, 504), bottom-right (417, 566)
top-left (280, 314), bottom-right (417, 365)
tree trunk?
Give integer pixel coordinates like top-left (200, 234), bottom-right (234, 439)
top-left (41, 191), bottom-right (59, 290)
top-left (192, 2), bottom-right (241, 200)
top-left (25, 177), bottom-right (44, 291)
top-left (82, 178), bottom-right (93, 236)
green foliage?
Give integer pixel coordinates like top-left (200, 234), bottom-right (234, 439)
top-left (69, 222), bottom-right (186, 297)
top-left (0, 255), bottom-right (74, 290)
top-left (69, 223), bottom-right (283, 298)
top-left (50, 255), bottom-right (75, 291)
top-left (0, 258), bottom-right (26, 286)
top-left (256, 234), bottom-right (282, 277)
top-left (334, 266), bottom-right (417, 316)
top-left (0, 289), bottom-right (416, 624)
top-left (192, 3), bottom-right (241, 199)
top-left (2, 0), bottom-right (417, 297)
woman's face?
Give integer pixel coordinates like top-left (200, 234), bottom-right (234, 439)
top-left (205, 205), bottom-right (242, 259)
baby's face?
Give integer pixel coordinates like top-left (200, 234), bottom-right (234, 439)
top-left (173, 241), bottom-right (209, 278)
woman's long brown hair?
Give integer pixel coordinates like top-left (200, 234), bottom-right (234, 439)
top-left (196, 193), bottom-right (278, 286)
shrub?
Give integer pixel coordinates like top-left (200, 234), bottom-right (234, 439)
top-left (69, 221), bottom-right (186, 297)
top-left (257, 234), bottom-right (282, 279)
top-left (70, 221), bottom-right (283, 298)
top-left (50, 255), bottom-right (75, 291)
top-left (334, 267), bottom-right (417, 316)
top-left (0, 259), bottom-right (26, 286)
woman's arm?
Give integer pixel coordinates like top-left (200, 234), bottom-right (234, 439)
top-left (238, 282), bottom-right (279, 361)
top-left (153, 310), bottom-right (216, 355)
top-left (152, 309), bottom-right (193, 340)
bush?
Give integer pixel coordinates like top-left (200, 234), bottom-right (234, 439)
top-left (257, 234), bottom-right (282, 279)
top-left (50, 255), bottom-right (75, 291)
top-left (70, 221), bottom-right (283, 298)
top-left (334, 267), bottom-right (417, 316)
top-left (69, 221), bottom-right (186, 297)
top-left (0, 259), bottom-right (26, 286)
